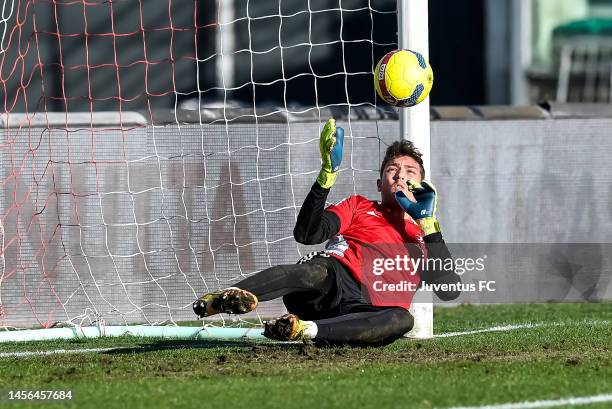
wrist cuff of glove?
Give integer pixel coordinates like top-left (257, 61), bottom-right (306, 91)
top-left (316, 169), bottom-right (337, 189)
top-left (417, 217), bottom-right (441, 236)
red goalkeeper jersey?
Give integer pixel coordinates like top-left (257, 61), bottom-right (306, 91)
top-left (325, 194), bottom-right (426, 308)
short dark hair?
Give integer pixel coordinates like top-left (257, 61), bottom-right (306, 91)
top-left (379, 140), bottom-right (425, 179)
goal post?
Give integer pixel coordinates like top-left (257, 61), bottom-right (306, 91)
top-left (398, 0), bottom-right (434, 339)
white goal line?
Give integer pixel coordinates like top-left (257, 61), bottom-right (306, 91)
top-left (444, 393), bottom-right (612, 409)
top-left (434, 320), bottom-right (610, 338)
top-left (433, 323), bottom-right (542, 338)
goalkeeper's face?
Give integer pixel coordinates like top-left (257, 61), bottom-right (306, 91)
top-left (377, 155), bottom-right (423, 208)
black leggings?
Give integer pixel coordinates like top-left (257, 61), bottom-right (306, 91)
top-left (236, 262), bottom-right (333, 302)
top-left (235, 261), bottom-right (414, 346)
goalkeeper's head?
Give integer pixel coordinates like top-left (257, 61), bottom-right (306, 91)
top-left (377, 140), bottom-right (425, 208)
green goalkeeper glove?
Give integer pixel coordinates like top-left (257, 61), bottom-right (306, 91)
top-left (395, 180), bottom-right (441, 236)
top-left (316, 118), bottom-right (344, 189)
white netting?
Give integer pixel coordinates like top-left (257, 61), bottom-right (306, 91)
top-left (0, 0), bottom-right (400, 329)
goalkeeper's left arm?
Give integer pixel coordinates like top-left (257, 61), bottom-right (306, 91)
top-left (395, 180), bottom-right (461, 301)
top-left (421, 231), bottom-right (461, 301)
top-left (293, 118), bottom-right (344, 245)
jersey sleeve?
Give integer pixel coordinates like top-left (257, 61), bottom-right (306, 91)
top-left (293, 182), bottom-right (341, 245)
top-left (325, 195), bottom-right (359, 234)
top-left (421, 232), bottom-right (461, 301)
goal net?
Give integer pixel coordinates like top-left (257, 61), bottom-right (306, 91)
top-left (0, 0), bottom-right (431, 338)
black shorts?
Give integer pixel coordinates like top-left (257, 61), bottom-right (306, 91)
top-left (282, 253), bottom-right (384, 320)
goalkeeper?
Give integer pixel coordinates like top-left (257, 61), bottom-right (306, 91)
top-left (193, 119), bottom-right (461, 346)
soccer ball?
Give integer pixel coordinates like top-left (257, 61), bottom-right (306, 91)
top-left (374, 49), bottom-right (434, 107)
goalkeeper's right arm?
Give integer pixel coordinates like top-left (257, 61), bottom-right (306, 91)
top-left (293, 182), bottom-right (341, 245)
top-left (293, 119), bottom-right (343, 245)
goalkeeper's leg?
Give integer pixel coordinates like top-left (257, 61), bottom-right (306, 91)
top-left (193, 258), bottom-right (332, 317)
top-left (264, 307), bottom-right (414, 346)
top-left (236, 259), bottom-right (333, 301)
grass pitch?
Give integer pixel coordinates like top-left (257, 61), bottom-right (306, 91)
top-left (0, 303), bottom-right (610, 409)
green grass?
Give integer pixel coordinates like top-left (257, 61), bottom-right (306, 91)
top-left (0, 303), bottom-right (610, 409)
